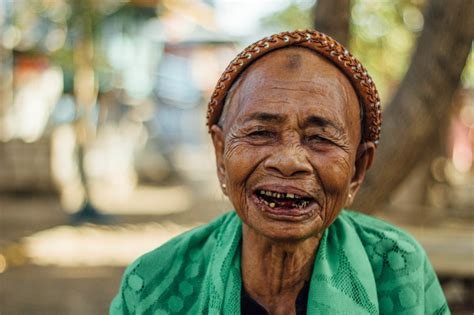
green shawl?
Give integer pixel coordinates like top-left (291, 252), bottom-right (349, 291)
top-left (110, 210), bottom-right (449, 314)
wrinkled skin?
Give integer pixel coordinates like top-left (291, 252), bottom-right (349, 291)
top-left (211, 47), bottom-right (375, 314)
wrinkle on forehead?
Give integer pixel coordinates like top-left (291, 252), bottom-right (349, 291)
top-left (221, 47), bottom-right (360, 138)
top-left (260, 79), bottom-right (331, 96)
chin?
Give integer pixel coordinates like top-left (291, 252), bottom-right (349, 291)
top-left (257, 223), bottom-right (323, 243)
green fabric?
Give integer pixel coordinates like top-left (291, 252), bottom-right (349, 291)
top-left (110, 210), bottom-right (449, 314)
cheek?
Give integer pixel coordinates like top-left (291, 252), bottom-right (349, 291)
top-left (314, 152), bottom-right (353, 217)
top-left (224, 143), bottom-right (255, 184)
top-left (316, 151), bottom-right (352, 191)
top-left (322, 159), bottom-right (351, 191)
top-left (223, 143), bottom-right (268, 210)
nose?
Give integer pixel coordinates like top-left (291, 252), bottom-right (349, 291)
top-left (263, 142), bottom-right (312, 177)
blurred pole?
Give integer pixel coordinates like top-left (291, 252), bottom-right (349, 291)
top-left (70, 0), bottom-right (106, 224)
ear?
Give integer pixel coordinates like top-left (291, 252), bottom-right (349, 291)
top-left (347, 141), bottom-right (376, 205)
top-left (210, 124), bottom-right (227, 194)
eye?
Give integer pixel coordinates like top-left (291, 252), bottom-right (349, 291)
top-left (247, 127), bottom-right (275, 138)
top-left (307, 135), bottom-right (333, 145)
top-left (249, 130), bottom-right (274, 137)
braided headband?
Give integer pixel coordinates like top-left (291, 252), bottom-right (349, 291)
top-left (206, 30), bottom-right (382, 144)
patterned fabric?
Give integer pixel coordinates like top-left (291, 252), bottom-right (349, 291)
top-left (110, 210), bottom-right (450, 314)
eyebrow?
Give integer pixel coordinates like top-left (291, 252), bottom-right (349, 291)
top-left (302, 115), bottom-right (344, 133)
top-left (241, 111), bottom-right (345, 133)
top-left (243, 112), bottom-right (286, 124)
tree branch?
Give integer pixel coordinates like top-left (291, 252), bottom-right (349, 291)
top-left (353, 0), bottom-right (474, 212)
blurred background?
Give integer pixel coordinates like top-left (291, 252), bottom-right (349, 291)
top-left (0, 0), bottom-right (472, 313)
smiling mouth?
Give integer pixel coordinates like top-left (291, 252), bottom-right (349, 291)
top-left (254, 189), bottom-right (314, 212)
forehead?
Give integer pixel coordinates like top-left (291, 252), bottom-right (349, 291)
top-left (223, 47), bottom-right (360, 135)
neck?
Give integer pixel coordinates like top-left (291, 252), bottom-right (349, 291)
top-left (241, 224), bottom-right (321, 313)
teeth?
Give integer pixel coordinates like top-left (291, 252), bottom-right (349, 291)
top-left (258, 189), bottom-right (311, 209)
top-left (292, 200), bottom-right (310, 209)
top-left (259, 190), bottom-right (297, 198)
top-left (258, 190), bottom-right (307, 202)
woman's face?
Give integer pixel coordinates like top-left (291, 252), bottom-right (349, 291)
top-left (212, 48), bottom-right (373, 242)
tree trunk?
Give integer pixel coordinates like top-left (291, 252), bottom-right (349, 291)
top-left (353, 0), bottom-right (474, 212)
top-left (312, 0), bottom-right (351, 47)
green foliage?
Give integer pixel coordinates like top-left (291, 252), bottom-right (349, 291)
top-left (260, 3), bottom-right (313, 32)
top-left (350, 0), bottom-right (425, 103)
top-left (8, 0), bottom-right (124, 66)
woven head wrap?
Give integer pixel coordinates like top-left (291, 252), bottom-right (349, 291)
top-left (207, 30), bottom-right (382, 144)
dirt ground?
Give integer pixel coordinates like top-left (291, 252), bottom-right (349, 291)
top-left (0, 188), bottom-right (231, 314)
top-left (0, 191), bottom-right (473, 314)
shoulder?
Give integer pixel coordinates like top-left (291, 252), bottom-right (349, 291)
top-left (339, 210), bottom-right (427, 283)
top-left (110, 212), bottom-right (238, 314)
top-left (340, 210), bottom-right (424, 256)
top-left (339, 210), bottom-right (449, 314)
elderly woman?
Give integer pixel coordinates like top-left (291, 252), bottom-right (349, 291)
top-left (111, 30), bottom-right (448, 314)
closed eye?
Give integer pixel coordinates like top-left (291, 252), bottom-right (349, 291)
top-left (307, 135), bottom-right (333, 144)
top-left (248, 130), bottom-right (275, 138)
